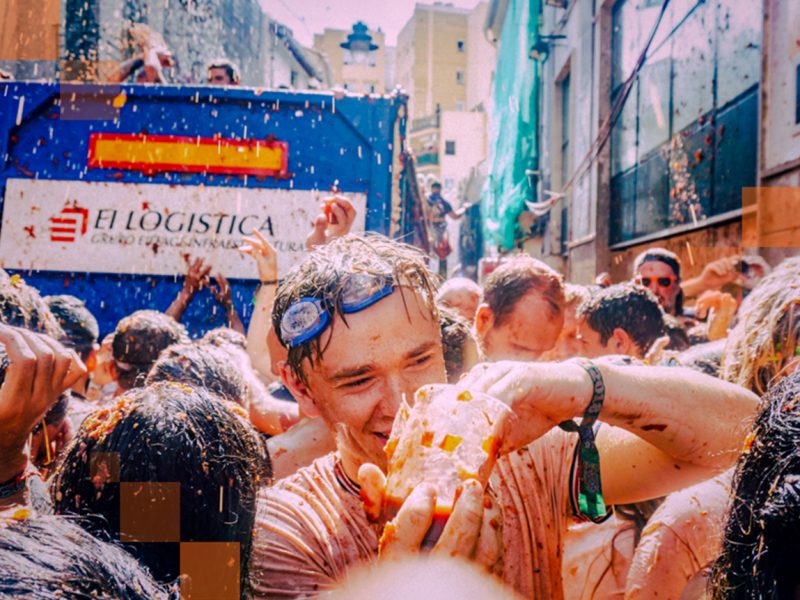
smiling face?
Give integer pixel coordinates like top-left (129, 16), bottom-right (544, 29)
top-left (283, 288), bottom-right (446, 478)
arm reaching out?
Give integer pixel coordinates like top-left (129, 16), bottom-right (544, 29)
top-left (165, 256), bottom-right (211, 322)
top-left (239, 229), bottom-right (279, 382)
top-left (209, 273), bottom-right (245, 334)
top-left (459, 360), bottom-right (759, 502)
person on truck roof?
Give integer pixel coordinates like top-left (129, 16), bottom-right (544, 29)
top-left (207, 59), bottom-right (241, 86)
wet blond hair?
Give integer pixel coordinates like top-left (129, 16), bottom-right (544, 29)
top-left (721, 257), bottom-right (800, 395)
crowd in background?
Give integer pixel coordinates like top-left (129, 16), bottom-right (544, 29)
top-left (0, 194), bottom-right (798, 600)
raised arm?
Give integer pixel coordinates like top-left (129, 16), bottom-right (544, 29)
top-left (0, 325), bottom-right (85, 511)
top-left (239, 229), bottom-right (278, 382)
top-left (165, 256), bottom-right (211, 322)
top-left (459, 360), bottom-right (759, 502)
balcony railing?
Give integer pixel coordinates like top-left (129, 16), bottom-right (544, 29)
top-left (411, 113), bottom-right (440, 132)
top-left (416, 152), bottom-right (439, 166)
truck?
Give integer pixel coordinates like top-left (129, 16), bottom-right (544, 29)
top-left (0, 81), bottom-right (417, 335)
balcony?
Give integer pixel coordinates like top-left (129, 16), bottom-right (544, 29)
top-left (416, 152), bottom-right (439, 166)
top-left (411, 113), bottom-right (440, 132)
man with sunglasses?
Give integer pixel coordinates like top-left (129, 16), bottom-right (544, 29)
top-left (249, 234), bottom-right (758, 599)
top-left (632, 249), bottom-right (684, 318)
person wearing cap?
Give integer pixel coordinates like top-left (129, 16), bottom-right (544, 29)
top-left (248, 233), bottom-right (758, 599)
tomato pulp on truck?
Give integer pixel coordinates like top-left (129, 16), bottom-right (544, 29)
top-left (0, 82), bottom-right (410, 335)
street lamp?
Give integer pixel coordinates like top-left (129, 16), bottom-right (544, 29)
top-left (529, 35), bottom-right (567, 61)
top-left (340, 21), bottom-right (379, 65)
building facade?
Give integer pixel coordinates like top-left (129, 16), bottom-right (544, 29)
top-left (313, 23), bottom-right (388, 94)
top-left (22, 0), bottom-right (332, 89)
top-left (485, 0), bottom-right (784, 282)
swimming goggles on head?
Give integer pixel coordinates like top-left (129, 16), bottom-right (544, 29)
top-left (280, 272), bottom-right (395, 348)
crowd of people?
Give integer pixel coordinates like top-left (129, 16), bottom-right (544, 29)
top-left (0, 193), bottom-right (798, 600)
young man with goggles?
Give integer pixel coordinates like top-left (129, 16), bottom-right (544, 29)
top-left (250, 234), bottom-right (758, 599)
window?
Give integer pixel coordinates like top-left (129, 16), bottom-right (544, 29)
top-left (560, 74), bottom-right (570, 187)
top-left (455, 101), bottom-right (465, 111)
top-left (290, 70), bottom-right (297, 87)
top-left (445, 140), bottom-right (456, 155)
top-left (456, 70), bottom-right (464, 85)
top-left (457, 40), bottom-right (465, 52)
top-left (796, 63), bottom-right (800, 125)
top-left (609, 0), bottom-right (761, 246)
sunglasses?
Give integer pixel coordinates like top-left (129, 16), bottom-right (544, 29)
top-left (637, 276), bottom-right (677, 288)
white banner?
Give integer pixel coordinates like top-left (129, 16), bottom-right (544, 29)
top-left (0, 179), bottom-right (367, 278)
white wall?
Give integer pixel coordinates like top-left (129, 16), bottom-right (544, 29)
top-left (466, 2), bottom-right (496, 112)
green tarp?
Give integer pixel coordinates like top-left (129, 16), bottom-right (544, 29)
top-left (483, 0), bottom-right (540, 250)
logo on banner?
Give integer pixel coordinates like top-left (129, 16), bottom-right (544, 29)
top-left (48, 205), bottom-right (89, 243)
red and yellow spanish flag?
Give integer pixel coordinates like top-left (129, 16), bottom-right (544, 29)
top-left (88, 133), bottom-right (288, 177)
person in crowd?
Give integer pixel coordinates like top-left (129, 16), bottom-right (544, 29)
top-left (474, 255), bottom-right (565, 361)
top-left (435, 277), bottom-right (482, 323)
top-left (576, 283), bottom-right (665, 359)
top-left (438, 306), bottom-right (479, 382)
top-left (145, 342), bottom-right (249, 406)
top-left (107, 24), bottom-right (174, 84)
top-left (0, 270), bottom-right (64, 340)
top-left (44, 295), bottom-right (99, 382)
top-left (207, 58), bottom-right (241, 85)
top-left (710, 369), bottom-right (800, 598)
top-left (51, 381), bottom-right (269, 596)
top-left (84, 332), bottom-right (118, 404)
top-left (0, 323), bottom-right (84, 514)
top-left (111, 309), bottom-right (188, 392)
top-left (28, 392), bottom-right (71, 474)
top-left (632, 248), bottom-right (686, 319)
top-left (625, 257), bottom-right (800, 599)
top-left (250, 233), bottom-right (757, 599)
top-left (0, 516), bottom-right (168, 598)
top-left (328, 556), bottom-right (510, 600)
top-left (166, 255), bottom-right (244, 333)
top-left (426, 182), bottom-right (470, 277)
top-left (201, 326), bottom-right (247, 349)
top-left (540, 283), bottom-right (592, 361)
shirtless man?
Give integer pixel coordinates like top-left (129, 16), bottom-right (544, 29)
top-left (250, 234), bottom-right (758, 598)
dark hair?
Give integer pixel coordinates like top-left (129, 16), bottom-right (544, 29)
top-left (673, 339), bottom-right (725, 378)
top-left (578, 283), bottom-right (665, 355)
top-left (44, 295), bottom-right (99, 361)
top-left (51, 382), bottom-right (268, 595)
top-left (272, 234), bottom-right (439, 385)
top-left (146, 342), bottom-right (248, 405)
top-left (711, 370), bottom-right (800, 599)
top-left (438, 306), bottom-right (475, 383)
top-left (0, 515), bottom-right (168, 599)
top-left (207, 58), bottom-right (240, 83)
top-left (633, 248), bottom-right (684, 315)
top-left (0, 270), bottom-right (64, 340)
top-left (481, 255), bottom-right (564, 326)
top-left (663, 314), bottom-right (691, 352)
top-left (202, 326), bottom-right (247, 350)
top-left (112, 310), bottom-right (189, 391)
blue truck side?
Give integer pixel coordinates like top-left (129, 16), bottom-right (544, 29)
top-left (0, 82), bottom-right (410, 336)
